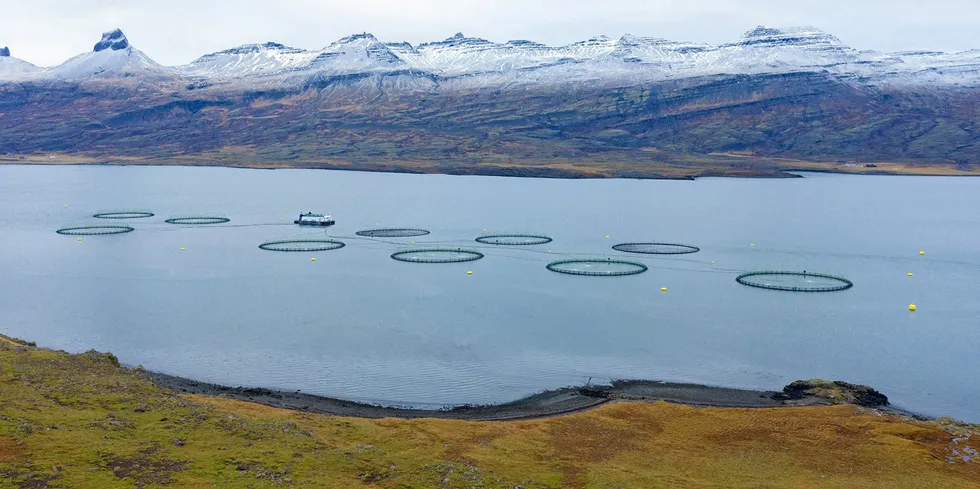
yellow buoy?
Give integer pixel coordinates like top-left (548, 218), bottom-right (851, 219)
top-left (605, 236), bottom-right (610, 239)
top-left (180, 247), bottom-right (186, 251)
top-left (467, 271), bottom-right (473, 275)
top-left (279, 217), bottom-right (283, 220)
top-left (77, 237), bottom-right (82, 242)
top-left (750, 243), bottom-right (756, 247)
top-left (919, 251), bottom-right (925, 256)
top-left (660, 287), bottom-right (667, 292)
top-left (909, 304), bottom-right (916, 312)
top-left (907, 272), bottom-right (913, 277)
top-left (311, 257), bottom-right (316, 262)
top-left (64, 204), bottom-right (68, 207)
top-left (711, 261), bottom-right (715, 265)
top-left (548, 250), bottom-right (552, 253)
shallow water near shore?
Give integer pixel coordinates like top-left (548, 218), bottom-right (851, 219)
top-left (1, 164), bottom-right (978, 421)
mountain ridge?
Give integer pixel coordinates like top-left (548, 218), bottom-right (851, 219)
top-left (2, 26), bottom-right (979, 88)
top-left (1, 27), bottom-right (978, 179)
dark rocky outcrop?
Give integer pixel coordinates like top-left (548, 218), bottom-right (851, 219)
top-left (93, 29), bottom-right (129, 52)
top-left (777, 379), bottom-right (889, 407)
top-left (0, 47), bottom-right (10, 57)
top-left (79, 349), bottom-right (121, 367)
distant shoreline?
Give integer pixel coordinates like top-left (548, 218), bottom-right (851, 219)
top-left (4, 156), bottom-right (979, 180)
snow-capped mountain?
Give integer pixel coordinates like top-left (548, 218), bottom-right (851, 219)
top-left (19, 29), bottom-right (176, 81)
top-left (4, 26), bottom-right (979, 88)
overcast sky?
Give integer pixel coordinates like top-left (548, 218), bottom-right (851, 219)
top-left (5, 0), bottom-right (980, 66)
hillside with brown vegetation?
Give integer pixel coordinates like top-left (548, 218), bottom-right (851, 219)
top-left (1, 335), bottom-right (977, 488)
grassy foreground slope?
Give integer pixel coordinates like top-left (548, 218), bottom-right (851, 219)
top-left (1, 337), bottom-right (977, 488)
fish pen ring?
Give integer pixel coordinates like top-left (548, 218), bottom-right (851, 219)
top-left (259, 239), bottom-right (346, 252)
top-left (736, 271), bottom-right (853, 292)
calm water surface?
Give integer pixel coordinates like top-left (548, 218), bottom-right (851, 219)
top-left (1, 165), bottom-right (978, 420)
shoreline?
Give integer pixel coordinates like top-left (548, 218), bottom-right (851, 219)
top-left (149, 372), bottom-right (922, 422)
top-left (0, 333), bottom-right (923, 422)
top-left (4, 156), bottom-right (980, 180)
top-left (149, 372), bottom-right (793, 421)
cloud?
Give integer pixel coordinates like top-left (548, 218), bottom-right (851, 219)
top-left (5, 0), bottom-right (980, 66)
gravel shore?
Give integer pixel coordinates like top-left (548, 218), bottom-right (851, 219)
top-left (150, 374), bottom-right (803, 421)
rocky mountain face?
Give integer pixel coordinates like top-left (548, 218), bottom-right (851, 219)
top-left (93, 29), bottom-right (130, 52)
top-left (1, 27), bottom-right (978, 175)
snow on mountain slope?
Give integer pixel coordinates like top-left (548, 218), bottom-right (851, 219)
top-left (393, 33), bottom-right (636, 76)
top-left (0, 47), bottom-right (41, 81)
top-left (400, 33), bottom-right (559, 75)
top-left (179, 42), bottom-right (318, 77)
top-left (180, 32), bottom-right (406, 87)
top-left (702, 26), bottom-right (858, 74)
top-left (50, 29), bottom-right (175, 80)
top-left (874, 49), bottom-right (980, 86)
top-left (308, 33), bottom-right (405, 72)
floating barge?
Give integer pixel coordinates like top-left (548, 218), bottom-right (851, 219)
top-left (294, 212), bottom-right (335, 227)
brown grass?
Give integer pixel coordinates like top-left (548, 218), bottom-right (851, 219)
top-left (1, 338), bottom-right (977, 488)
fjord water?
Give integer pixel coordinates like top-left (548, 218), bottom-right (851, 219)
top-left (1, 165), bottom-right (978, 421)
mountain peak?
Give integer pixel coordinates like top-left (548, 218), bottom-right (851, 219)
top-left (743, 26), bottom-right (824, 38)
top-left (336, 33), bottom-right (379, 44)
top-left (197, 42), bottom-right (305, 59)
top-left (732, 25), bottom-right (843, 49)
top-left (0, 47), bottom-right (9, 57)
top-left (740, 25), bottom-right (839, 41)
top-left (255, 41), bottom-right (301, 51)
top-left (419, 32), bottom-right (492, 48)
top-left (505, 39), bottom-right (545, 48)
top-left (94, 28), bottom-right (129, 52)
top-left (618, 34), bottom-right (676, 45)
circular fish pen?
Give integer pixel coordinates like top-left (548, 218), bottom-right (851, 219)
top-left (258, 239), bottom-right (346, 252)
top-left (56, 225), bottom-right (134, 236)
top-left (164, 217), bottom-right (231, 225)
top-left (546, 259), bottom-right (648, 277)
top-left (92, 211), bottom-right (154, 219)
top-left (475, 234), bottom-right (553, 246)
top-left (736, 271), bottom-right (853, 292)
top-left (612, 242), bottom-right (700, 255)
top-left (391, 248), bottom-right (484, 264)
top-left (356, 228), bottom-right (431, 238)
